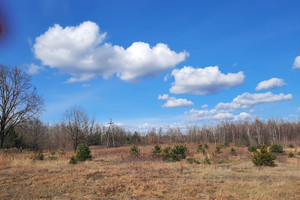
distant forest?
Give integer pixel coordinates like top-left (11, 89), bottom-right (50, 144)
top-left (4, 117), bottom-right (300, 151)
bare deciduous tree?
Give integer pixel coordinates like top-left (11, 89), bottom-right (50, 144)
top-left (21, 118), bottom-right (47, 150)
top-left (0, 65), bottom-right (44, 148)
top-left (63, 105), bottom-right (89, 151)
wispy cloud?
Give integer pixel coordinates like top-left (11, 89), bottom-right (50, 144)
top-left (216, 92), bottom-right (292, 110)
top-left (185, 91), bottom-right (292, 122)
top-left (26, 63), bottom-right (44, 75)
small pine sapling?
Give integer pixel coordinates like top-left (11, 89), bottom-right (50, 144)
top-left (130, 145), bottom-right (140, 156)
top-left (252, 144), bottom-right (277, 167)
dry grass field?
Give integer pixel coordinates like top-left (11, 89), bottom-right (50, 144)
top-left (0, 144), bottom-right (300, 200)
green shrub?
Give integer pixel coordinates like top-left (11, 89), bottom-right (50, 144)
top-left (187, 158), bottom-right (200, 164)
top-left (204, 144), bottom-right (209, 149)
top-left (172, 144), bottom-right (188, 159)
top-left (248, 145), bottom-right (257, 152)
top-left (129, 132), bottom-right (141, 144)
top-left (161, 147), bottom-right (171, 158)
top-left (288, 152), bottom-right (294, 158)
top-left (215, 145), bottom-right (222, 154)
top-left (196, 144), bottom-right (203, 152)
top-left (252, 144), bottom-right (276, 167)
top-left (203, 157), bottom-right (211, 165)
top-left (152, 144), bottom-right (162, 155)
top-left (69, 155), bottom-right (78, 165)
top-left (76, 144), bottom-right (92, 161)
top-left (161, 145), bottom-right (189, 162)
top-left (270, 144), bottom-right (284, 153)
top-left (48, 152), bottom-right (57, 160)
top-left (129, 145), bottom-right (140, 156)
top-left (231, 147), bottom-right (237, 156)
top-left (197, 144), bottom-right (206, 154)
top-left (289, 144), bottom-right (294, 148)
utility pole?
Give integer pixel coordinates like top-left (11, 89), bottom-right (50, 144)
top-left (108, 118), bottom-right (115, 148)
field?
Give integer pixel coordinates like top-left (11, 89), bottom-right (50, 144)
top-left (0, 144), bottom-right (300, 200)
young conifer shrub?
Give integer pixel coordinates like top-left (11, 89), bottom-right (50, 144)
top-left (215, 145), bottom-right (222, 154)
top-left (76, 144), bottom-right (92, 161)
top-left (172, 144), bottom-right (188, 159)
top-left (288, 152), bottom-right (294, 158)
top-left (129, 145), bottom-right (140, 156)
top-left (204, 144), bottom-right (209, 149)
top-left (289, 144), bottom-right (294, 148)
top-left (203, 157), bottom-right (211, 165)
top-left (152, 144), bottom-right (162, 155)
top-left (197, 144), bottom-right (205, 154)
top-left (270, 144), bottom-right (284, 153)
top-left (231, 147), bottom-right (237, 156)
top-left (48, 152), bottom-right (57, 160)
top-left (161, 145), bottom-right (189, 162)
top-left (161, 147), bottom-right (172, 160)
top-left (248, 145), bottom-right (257, 152)
top-left (252, 144), bottom-right (276, 167)
top-left (69, 155), bottom-right (78, 164)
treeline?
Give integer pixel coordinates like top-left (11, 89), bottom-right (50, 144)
top-left (3, 118), bottom-right (138, 151)
top-left (3, 118), bottom-right (300, 151)
top-left (143, 119), bottom-right (300, 146)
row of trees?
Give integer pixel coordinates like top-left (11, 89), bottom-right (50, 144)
top-left (4, 116), bottom-right (300, 151)
top-left (1, 65), bottom-right (299, 151)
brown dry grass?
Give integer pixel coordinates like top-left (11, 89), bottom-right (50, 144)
top-left (0, 144), bottom-right (299, 200)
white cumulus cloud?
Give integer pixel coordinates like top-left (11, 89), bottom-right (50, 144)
top-left (255, 78), bottom-right (285, 91)
top-left (170, 66), bottom-right (244, 95)
top-left (293, 56), bottom-right (300, 69)
top-left (33, 21), bottom-right (188, 83)
top-left (158, 94), bottom-right (194, 108)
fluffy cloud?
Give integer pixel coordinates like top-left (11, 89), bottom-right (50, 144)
top-left (185, 91), bottom-right (292, 122)
top-left (255, 78), bottom-right (285, 91)
top-left (158, 94), bottom-right (194, 108)
top-left (170, 66), bottom-right (244, 95)
top-left (293, 56), bottom-right (300, 69)
top-left (33, 21), bottom-right (188, 83)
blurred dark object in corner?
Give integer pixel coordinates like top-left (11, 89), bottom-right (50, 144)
top-left (0, 16), bottom-right (5, 40)
top-left (0, 2), bottom-right (12, 45)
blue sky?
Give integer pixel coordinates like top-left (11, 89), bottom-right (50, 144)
top-left (0, 0), bottom-right (299, 131)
